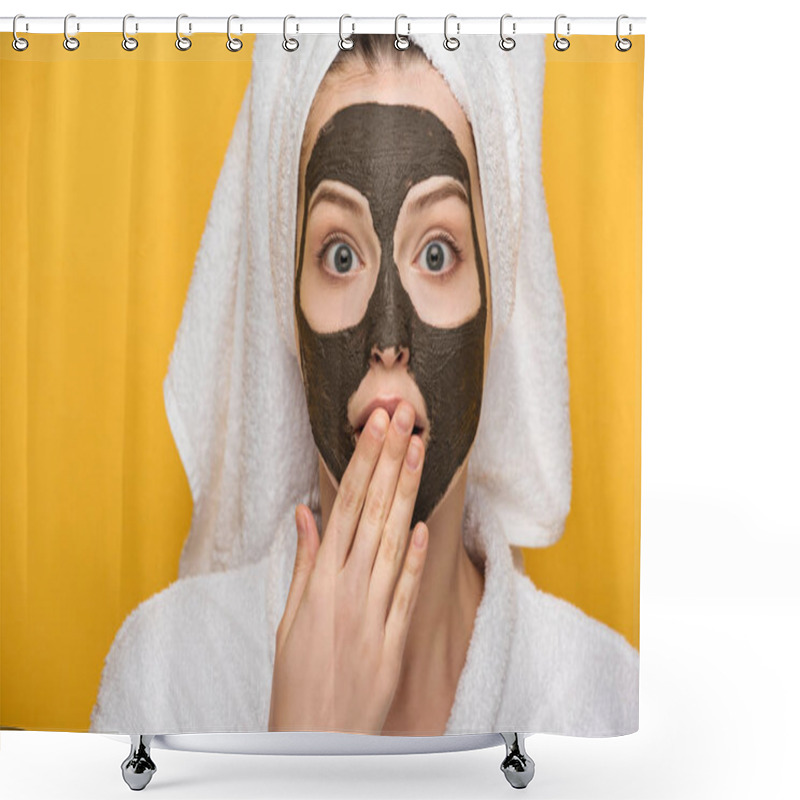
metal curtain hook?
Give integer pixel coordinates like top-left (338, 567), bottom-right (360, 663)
top-left (176, 13), bottom-right (192, 51)
top-left (499, 14), bottom-right (516, 50)
top-left (283, 15), bottom-right (299, 51)
top-left (553, 14), bottom-right (570, 51)
top-left (227, 14), bottom-right (243, 51)
top-left (63, 13), bottom-right (80, 51)
top-left (122, 14), bottom-right (138, 51)
top-left (12, 14), bottom-right (29, 51)
top-left (339, 14), bottom-right (354, 50)
top-left (615, 14), bottom-right (632, 51)
top-left (394, 14), bottom-right (410, 50)
top-left (444, 14), bottom-right (460, 51)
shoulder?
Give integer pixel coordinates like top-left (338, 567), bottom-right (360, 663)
top-left (498, 571), bottom-right (639, 736)
top-left (89, 559), bottom-right (273, 733)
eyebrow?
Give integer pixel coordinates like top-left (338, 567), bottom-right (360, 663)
top-left (307, 179), bottom-right (470, 218)
top-left (406, 179), bottom-right (470, 215)
top-left (308, 186), bottom-right (365, 217)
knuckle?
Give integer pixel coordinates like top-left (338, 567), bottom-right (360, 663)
top-left (364, 488), bottom-right (387, 527)
top-left (398, 466), bottom-right (420, 500)
top-left (404, 548), bottom-right (424, 579)
top-left (388, 431), bottom-right (409, 460)
top-left (393, 585), bottom-right (411, 618)
top-left (378, 529), bottom-right (401, 567)
top-left (338, 475), bottom-right (360, 515)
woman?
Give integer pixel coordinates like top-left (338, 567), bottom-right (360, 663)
top-left (90, 34), bottom-right (638, 737)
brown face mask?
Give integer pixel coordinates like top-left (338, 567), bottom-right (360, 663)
top-left (295, 102), bottom-right (487, 528)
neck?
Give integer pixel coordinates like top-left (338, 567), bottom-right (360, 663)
top-left (318, 456), bottom-right (486, 728)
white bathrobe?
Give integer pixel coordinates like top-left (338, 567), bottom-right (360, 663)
top-left (89, 479), bottom-right (638, 737)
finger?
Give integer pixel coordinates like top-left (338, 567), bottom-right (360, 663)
top-left (384, 522), bottom-right (428, 657)
top-left (277, 504), bottom-right (319, 644)
top-left (345, 401), bottom-right (416, 584)
top-left (320, 407), bottom-right (389, 571)
top-left (367, 434), bottom-right (425, 617)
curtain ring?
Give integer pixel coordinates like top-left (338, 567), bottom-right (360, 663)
top-left (63, 13), bottom-right (80, 51)
top-left (12, 14), bottom-right (29, 51)
top-left (227, 15), bottom-right (243, 52)
top-left (175, 14), bottom-right (192, 51)
top-left (615, 14), bottom-right (632, 51)
top-left (122, 14), bottom-right (138, 51)
top-left (499, 14), bottom-right (516, 51)
top-left (394, 14), bottom-right (410, 50)
top-left (553, 14), bottom-right (570, 51)
top-left (443, 14), bottom-right (460, 51)
top-left (339, 14), bottom-right (354, 50)
top-left (283, 15), bottom-right (299, 51)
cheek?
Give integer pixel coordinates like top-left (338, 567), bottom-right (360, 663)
top-left (298, 261), bottom-right (377, 334)
top-left (400, 262), bottom-right (481, 328)
top-left (394, 220), bottom-right (483, 329)
top-left (296, 193), bottom-right (383, 333)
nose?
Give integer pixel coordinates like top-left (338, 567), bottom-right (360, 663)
top-left (370, 343), bottom-right (409, 369)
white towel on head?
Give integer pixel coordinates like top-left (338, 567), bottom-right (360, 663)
top-left (163, 33), bottom-right (572, 577)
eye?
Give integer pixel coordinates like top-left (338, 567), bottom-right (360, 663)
top-left (321, 239), bottom-right (361, 276)
top-left (416, 235), bottom-right (462, 277)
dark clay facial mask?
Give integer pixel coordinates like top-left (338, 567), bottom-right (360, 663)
top-left (295, 102), bottom-right (487, 528)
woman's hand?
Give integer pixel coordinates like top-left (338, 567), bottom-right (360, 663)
top-left (268, 400), bottom-right (429, 734)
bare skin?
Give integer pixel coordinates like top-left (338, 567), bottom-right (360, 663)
top-left (270, 54), bottom-right (491, 736)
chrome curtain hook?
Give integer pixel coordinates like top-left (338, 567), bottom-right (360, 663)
top-left (175, 13), bottom-right (192, 51)
top-left (12, 14), bottom-right (29, 51)
top-left (394, 14), bottom-right (410, 50)
top-left (283, 15), bottom-right (299, 51)
top-left (443, 14), bottom-right (460, 51)
top-left (615, 14), bottom-right (632, 51)
top-left (339, 14), bottom-right (354, 50)
top-left (122, 14), bottom-right (138, 51)
top-left (227, 14), bottom-right (243, 52)
top-left (63, 13), bottom-right (80, 51)
top-left (553, 14), bottom-right (570, 51)
top-left (499, 13), bottom-right (516, 51)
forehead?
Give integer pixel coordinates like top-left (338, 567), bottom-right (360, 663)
top-left (305, 103), bottom-right (471, 204)
top-left (299, 60), bottom-right (478, 187)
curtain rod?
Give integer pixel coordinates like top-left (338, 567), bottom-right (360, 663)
top-left (1, 15), bottom-right (646, 36)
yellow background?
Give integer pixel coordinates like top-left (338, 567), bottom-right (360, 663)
top-left (1, 34), bottom-right (643, 731)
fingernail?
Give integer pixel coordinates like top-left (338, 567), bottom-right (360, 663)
top-left (370, 412), bottom-right (389, 438)
top-left (406, 439), bottom-right (421, 469)
top-left (414, 524), bottom-right (426, 548)
top-left (395, 404), bottom-right (414, 433)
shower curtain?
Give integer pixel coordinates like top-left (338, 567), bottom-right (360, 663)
top-left (1, 29), bottom-right (644, 738)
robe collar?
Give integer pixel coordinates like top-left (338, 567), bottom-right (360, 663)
top-left (444, 480), bottom-right (520, 734)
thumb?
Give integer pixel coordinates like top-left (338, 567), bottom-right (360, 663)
top-left (279, 504), bottom-right (319, 637)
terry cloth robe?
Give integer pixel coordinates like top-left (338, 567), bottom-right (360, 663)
top-left (89, 480), bottom-right (639, 737)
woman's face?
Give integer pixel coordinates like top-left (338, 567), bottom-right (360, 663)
top-left (294, 56), bottom-right (492, 528)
